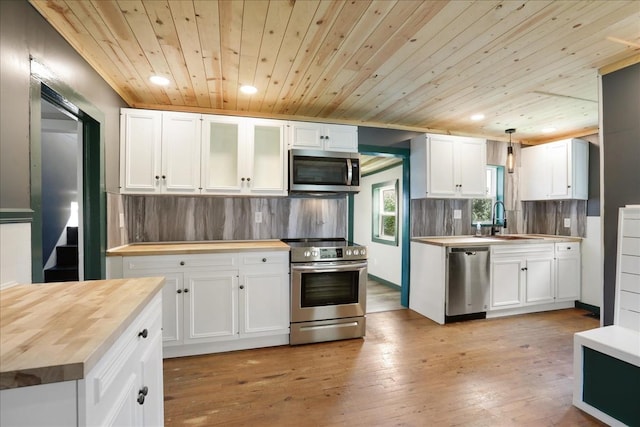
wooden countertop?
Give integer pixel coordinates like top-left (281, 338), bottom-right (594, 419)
top-left (107, 240), bottom-right (291, 256)
top-left (0, 277), bottom-right (164, 390)
top-left (412, 234), bottom-right (582, 247)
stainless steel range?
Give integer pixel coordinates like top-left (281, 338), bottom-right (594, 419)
top-left (283, 238), bottom-right (368, 345)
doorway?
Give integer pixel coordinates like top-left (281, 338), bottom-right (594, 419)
top-left (30, 76), bottom-right (105, 282)
top-left (40, 99), bottom-right (82, 282)
top-left (349, 145), bottom-right (410, 310)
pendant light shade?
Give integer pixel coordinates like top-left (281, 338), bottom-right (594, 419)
top-left (505, 128), bottom-right (516, 174)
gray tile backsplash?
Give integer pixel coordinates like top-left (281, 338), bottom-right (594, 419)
top-left (110, 194), bottom-right (347, 244)
top-left (522, 200), bottom-right (586, 237)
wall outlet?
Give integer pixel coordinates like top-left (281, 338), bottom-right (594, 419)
top-left (255, 212), bottom-right (263, 224)
top-left (564, 218), bottom-right (571, 228)
top-left (453, 209), bottom-right (462, 219)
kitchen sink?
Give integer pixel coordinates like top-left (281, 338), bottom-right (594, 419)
top-left (474, 235), bottom-right (538, 241)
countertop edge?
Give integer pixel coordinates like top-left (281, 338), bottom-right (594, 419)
top-left (0, 278), bottom-right (164, 390)
top-left (106, 240), bottom-right (291, 256)
top-left (411, 234), bottom-right (582, 247)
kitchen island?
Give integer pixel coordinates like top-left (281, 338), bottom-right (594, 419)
top-left (0, 277), bottom-right (164, 426)
top-left (411, 234), bottom-right (582, 324)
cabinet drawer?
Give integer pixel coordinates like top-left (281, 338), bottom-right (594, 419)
top-left (82, 292), bottom-right (162, 424)
top-left (555, 242), bottom-right (580, 253)
top-left (240, 251), bottom-right (288, 266)
top-left (123, 253), bottom-right (237, 272)
top-left (492, 243), bottom-right (554, 257)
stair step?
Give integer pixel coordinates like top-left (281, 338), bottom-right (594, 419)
top-left (66, 226), bottom-right (78, 245)
top-left (44, 266), bottom-right (79, 282)
top-left (56, 245), bottom-right (78, 267)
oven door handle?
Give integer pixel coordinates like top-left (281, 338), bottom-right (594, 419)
top-left (291, 261), bottom-right (368, 272)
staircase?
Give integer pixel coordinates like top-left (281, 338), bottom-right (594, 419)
top-left (44, 226), bottom-right (79, 282)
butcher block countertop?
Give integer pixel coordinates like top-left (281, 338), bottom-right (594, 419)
top-left (0, 277), bottom-right (164, 390)
top-left (107, 239), bottom-right (290, 256)
top-left (412, 234), bottom-right (582, 247)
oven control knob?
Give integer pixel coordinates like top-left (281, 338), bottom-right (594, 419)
top-left (361, 249), bottom-right (366, 256)
top-left (304, 250), bottom-right (311, 257)
top-left (346, 249), bottom-right (352, 256)
top-left (312, 251), bottom-right (318, 257)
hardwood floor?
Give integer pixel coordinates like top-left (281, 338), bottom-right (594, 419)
top-left (163, 309), bottom-right (604, 426)
top-left (367, 278), bottom-right (404, 313)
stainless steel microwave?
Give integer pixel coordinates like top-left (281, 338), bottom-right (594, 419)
top-left (289, 149), bottom-right (360, 193)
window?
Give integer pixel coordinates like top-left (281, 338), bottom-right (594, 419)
top-left (372, 179), bottom-right (399, 245)
top-left (472, 165), bottom-right (504, 225)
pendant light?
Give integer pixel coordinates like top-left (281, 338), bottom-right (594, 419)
top-left (505, 128), bottom-right (516, 174)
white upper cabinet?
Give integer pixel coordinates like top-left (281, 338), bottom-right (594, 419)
top-left (289, 121), bottom-right (358, 152)
top-left (410, 133), bottom-right (487, 199)
top-left (201, 115), bottom-right (287, 196)
top-left (120, 109), bottom-right (201, 194)
top-left (161, 112), bottom-right (202, 194)
top-left (120, 109), bottom-right (162, 193)
top-left (521, 138), bottom-right (588, 200)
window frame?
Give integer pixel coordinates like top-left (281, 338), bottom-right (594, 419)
top-left (472, 165), bottom-right (505, 227)
top-left (372, 179), bottom-right (399, 246)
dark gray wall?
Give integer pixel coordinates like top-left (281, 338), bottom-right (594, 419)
top-left (0, 0), bottom-right (126, 209)
top-left (602, 62), bottom-right (640, 325)
top-left (587, 142), bottom-right (601, 217)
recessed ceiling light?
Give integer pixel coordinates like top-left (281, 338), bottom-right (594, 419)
top-left (470, 113), bottom-right (485, 121)
top-left (149, 75), bottom-right (170, 86)
top-left (240, 85), bottom-right (258, 95)
top-left (542, 127), bottom-right (557, 133)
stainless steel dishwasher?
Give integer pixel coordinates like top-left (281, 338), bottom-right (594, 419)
top-left (446, 246), bottom-right (490, 320)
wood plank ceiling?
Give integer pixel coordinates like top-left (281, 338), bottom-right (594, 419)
top-left (29, 0), bottom-right (640, 144)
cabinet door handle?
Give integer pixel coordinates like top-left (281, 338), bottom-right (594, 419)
top-left (241, 177), bottom-right (245, 182)
top-left (521, 267), bottom-right (528, 271)
top-left (137, 393), bottom-right (145, 405)
top-left (177, 289), bottom-right (182, 294)
top-left (155, 175), bottom-right (160, 180)
top-left (139, 386), bottom-right (148, 396)
top-left (262, 258), bottom-right (267, 262)
top-left (567, 185), bottom-right (571, 188)
top-left (246, 177), bottom-right (251, 182)
top-left (162, 175), bottom-right (166, 179)
top-left (239, 285), bottom-right (244, 290)
top-left (180, 261), bottom-right (185, 266)
top-left (184, 288), bottom-right (189, 293)
top-left (138, 328), bottom-right (148, 339)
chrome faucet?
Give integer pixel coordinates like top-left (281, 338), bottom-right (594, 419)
top-left (491, 201), bottom-right (507, 236)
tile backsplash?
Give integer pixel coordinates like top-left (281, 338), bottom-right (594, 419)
top-left (108, 193), bottom-right (347, 246)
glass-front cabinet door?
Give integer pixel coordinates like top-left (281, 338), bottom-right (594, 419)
top-left (247, 119), bottom-right (287, 195)
top-left (201, 115), bottom-right (242, 193)
top-left (201, 115), bottom-right (287, 195)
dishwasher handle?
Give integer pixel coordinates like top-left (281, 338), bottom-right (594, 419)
top-left (447, 246), bottom-right (489, 254)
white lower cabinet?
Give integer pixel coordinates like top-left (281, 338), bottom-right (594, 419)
top-left (555, 242), bottom-right (581, 301)
top-left (490, 243), bottom-right (578, 315)
top-left (120, 251), bottom-right (289, 357)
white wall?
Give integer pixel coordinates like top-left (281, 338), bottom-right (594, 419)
top-left (353, 164), bottom-right (403, 286)
top-left (0, 223), bottom-right (31, 288)
top-left (582, 216), bottom-right (603, 308)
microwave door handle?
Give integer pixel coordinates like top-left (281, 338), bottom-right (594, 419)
top-left (346, 158), bottom-right (353, 185)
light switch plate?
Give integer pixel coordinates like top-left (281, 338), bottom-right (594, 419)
top-left (255, 212), bottom-right (263, 223)
top-left (564, 218), bottom-right (570, 228)
top-left (453, 209), bottom-right (462, 219)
